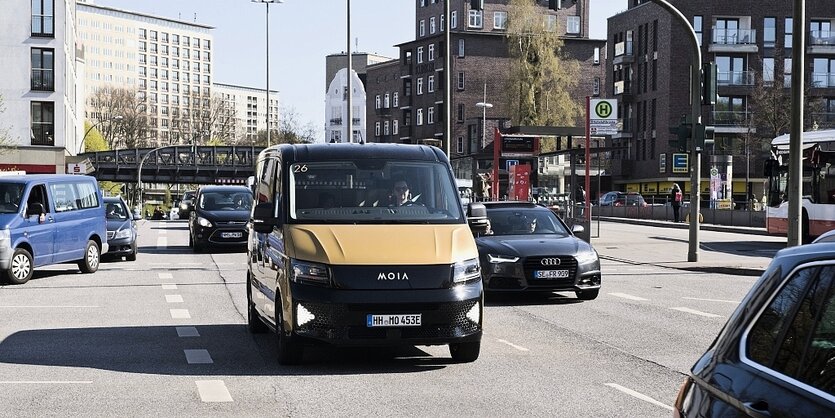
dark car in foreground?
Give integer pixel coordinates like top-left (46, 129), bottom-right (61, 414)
top-left (104, 196), bottom-right (139, 261)
top-left (189, 186), bottom-right (252, 252)
top-left (474, 201), bottom-right (601, 299)
top-left (674, 243), bottom-right (835, 417)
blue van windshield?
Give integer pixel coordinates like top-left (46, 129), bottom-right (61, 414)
top-left (288, 160), bottom-right (464, 224)
top-left (0, 183), bottom-right (24, 214)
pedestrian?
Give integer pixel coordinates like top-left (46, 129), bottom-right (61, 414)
top-left (575, 185), bottom-right (586, 217)
top-left (670, 183), bottom-right (683, 222)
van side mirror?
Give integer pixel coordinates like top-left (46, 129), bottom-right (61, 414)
top-left (466, 203), bottom-right (490, 235)
top-left (247, 175), bottom-right (256, 195)
top-left (251, 201), bottom-right (277, 233)
top-left (26, 203), bottom-right (45, 217)
top-left (133, 213), bottom-right (142, 221)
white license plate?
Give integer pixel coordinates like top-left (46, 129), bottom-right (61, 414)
top-left (220, 232), bottom-right (243, 238)
top-left (534, 270), bottom-right (569, 279)
top-left (366, 314), bottom-right (422, 327)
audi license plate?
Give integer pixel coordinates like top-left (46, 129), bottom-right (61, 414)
top-left (534, 270), bottom-right (569, 279)
top-left (367, 314), bottom-right (422, 327)
top-left (221, 232), bottom-right (242, 239)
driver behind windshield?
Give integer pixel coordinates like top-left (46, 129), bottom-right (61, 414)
top-left (390, 179), bottom-right (411, 206)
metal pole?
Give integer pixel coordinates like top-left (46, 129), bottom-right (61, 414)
top-left (482, 84), bottom-right (487, 149)
top-left (788, 0), bottom-right (805, 246)
top-left (265, 2), bottom-right (271, 148)
top-left (584, 96), bottom-right (591, 224)
top-left (444, 0), bottom-right (451, 155)
top-left (346, 0), bottom-right (352, 143)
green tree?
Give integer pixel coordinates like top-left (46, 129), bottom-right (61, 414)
top-left (505, 0), bottom-right (581, 126)
top-left (83, 121), bottom-right (123, 196)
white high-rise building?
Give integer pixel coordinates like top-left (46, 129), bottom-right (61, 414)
top-left (213, 83), bottom-right (279, 145)
top-left (0, 0), bottom-right (83, 172)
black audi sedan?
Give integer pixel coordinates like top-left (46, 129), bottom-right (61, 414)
top-left (188, 185), bottom-right (252, 252)
top-left (473, 201), bottom-right (601, 299)
top-left (104, 196), bottom-right (139, 261)
top-left (674, 243), bottom-right (835, 417)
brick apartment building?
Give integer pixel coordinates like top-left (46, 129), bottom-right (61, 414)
top-left (365, 0), bottom-right (606, 193)
top-left (608, 0), bottom-right (835, 203)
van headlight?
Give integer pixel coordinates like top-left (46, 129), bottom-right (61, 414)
top-left (0, 228), bottom-right (9, 248)
top-left (452, 258), bottom-right (481, 284)
top-left (291, 259), bottom-right (331, 286)
top-left (114, 228), bottom-right (132, 239)
top-left (197, 216), bottom-right (213, 228)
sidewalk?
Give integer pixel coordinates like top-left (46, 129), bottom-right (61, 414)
top-left (589, 216), bottom-right (783, 277)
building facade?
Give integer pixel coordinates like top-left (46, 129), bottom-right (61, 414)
top-left (608, 0), bottom-right (835, 203)
top-left (365, 0), bottom-right (606, 196)
top-left (213, 83), bottom-right (279, 145)
top-left (0, 0), bottom-right (83, 173)
top-left (325, 68), bottom-right (367, 143)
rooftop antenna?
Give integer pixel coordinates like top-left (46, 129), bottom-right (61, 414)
top-left (194, 13), bottom-right (197, 22)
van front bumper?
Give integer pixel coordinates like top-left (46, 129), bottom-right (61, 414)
top-left (289, 282), bottom-right (483, 346)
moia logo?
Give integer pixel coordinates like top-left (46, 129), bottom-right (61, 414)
top-left (378, 272), bottom-right (409, 280)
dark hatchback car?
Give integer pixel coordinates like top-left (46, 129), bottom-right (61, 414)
top-left (474, 201), bottom-right (601, 299)
top-left (598, 191), bottom-right (647, 207)
top-left (188, 186), bottom-right (252, 252)
top-left (104, 196), bottom-right (139, 261)
top-left (178, 190), bottom-right (197, 219)
top-left (674, 243), bottom-right (835, 417)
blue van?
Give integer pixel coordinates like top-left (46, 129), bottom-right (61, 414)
top-left (0, 175), bottom-right (109, 284)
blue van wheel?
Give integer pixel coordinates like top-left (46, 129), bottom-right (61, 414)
top-left (6, 248), bottom-right (33, 285)
top-left (78, 240), bottom-right (100, 273)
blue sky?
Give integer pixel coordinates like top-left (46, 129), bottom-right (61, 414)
top-left (101, 0), bottom-right (627, 139)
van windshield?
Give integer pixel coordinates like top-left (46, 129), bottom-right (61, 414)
top-left (0, 183), bottom-right (24, 214)
top-left (288, 160), bottom-right (464, 224)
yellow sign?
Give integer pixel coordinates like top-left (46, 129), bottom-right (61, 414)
top-left (626, 183), bottom-right (640, 193)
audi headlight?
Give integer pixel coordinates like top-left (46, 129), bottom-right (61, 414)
top-left (575, 250), bottom-right (599, 265)
top-left (452, 258), bottom-right (481, 284)
top-left (197, 216), bottom-right (213, 228)
top-left (114, 228), bottom-right (132, 239)
top-left (487, 254), bottom-right (519, 264)
top-left (291, 259), bottom-right (331, 286)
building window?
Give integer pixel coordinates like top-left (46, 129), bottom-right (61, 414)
top-left (457, 72), bottom-right (465, 90)
top-left (567, 16), bottom-right (580, 34)
top-left (451, 11), bottom-right (457, 28)
top-left (430, 17), bottom-right (436, 34)
top-left (417, 46), bottom-right (424, 63)
top-left (375, 95), bottom-right (381, 109)
top-left (458, 39), bottom-right (465, 57)
top-left (31, 48), bottom-right (54, 91)
top-left (457, 103), bottom-right (465, 122)
top-left (693, 16), bottom-right (703, 46)
top-left (420, 0), bottom-right (426, 7)
top-left (31, 101), bottom-right (54, 146)
top-left (393, 92), bottom-right (399, 107)
top-left (428, 107), bottom-right (435, 124)
top-left (468, 10), bottom-right (482, 28)
top-left (393, 119), bottom-right (399, 135)
top-left (457, 137), bottom-right (464, 154)
top-left (593, 47), bottom-right (600, 65)
top-left (384, 93), bottom-right (390, 108)
top-left (784, 58), bottom-right (792, 85)
top-left (150, 30), bottom-right (158, 41)
top-left (384, 121), bottom-right (390, 135)
top-left (763, 57), bottom-right (775, 85)
top-left (375, 122), bottom-right (380, 136)
top-left (494, 11), bottom-right (507, 30)
top-left (417, 108), bottom-right (424, 125)
top-left (428, 75), bottom-right (435, 92)
top-left (545, 15), bottom-right (557, 32)
top-left (203, 39), bottom-right (211, 50)
top-left (172, 34), bottom-right (179, 44)
top-left (417, 77), bottom-right (424, 95)
top-left (593, 77), bottom-right (600, 96)
top-left (440, 14), bottom-right (445, 32)
top-left (420, 20), bottom-right (425, 37)
top-left (429, 44), bottom-right (435, 61)
top-left (32, 0), bottom-right (54, 37)
top-left (139, 28), bottom-right (147, 40)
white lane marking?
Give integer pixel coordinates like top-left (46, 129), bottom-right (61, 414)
top-left (605, 383), bottom-right (674, 411)
top-left (195, 380), bottom-right (233, 402)
top-left (178, 263), bottom-right (202, 266)
top-left (176, 327), bottom-right (200, 337)
top-left (0, 306), bottom-right (98, 309)
top-left (158, 273), bottom-right (173, 279)
top-left (150, 263), bottom-right (170, 266)
top-left (609, 292), bottom-right (649, 301)
top-left (161, 284), bottom-right (177, 290)
top-left (671, 307), bottom-right (723, 318)
top-left (0, 381), bottom-right (93, 384)
top-left (159, 229), bottom-right (167, 235)
top-left (170, 309), bottom-right (191, 319)
top-left (156, 237), bottom-right (167, 248)
top-left (184, 349), bottom-right (213, 364)
top-left (165, 295), bottom-right (184, 303)
top-left (682, 297), bottom-right (739, 304)
top-left (496, 339), bottom-right (529, 352)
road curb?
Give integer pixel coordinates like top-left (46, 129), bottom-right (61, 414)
top-left (595, 216), bottom-right (770, 236)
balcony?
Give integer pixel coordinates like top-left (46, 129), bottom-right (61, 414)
top-left (613, 80), bottom-right (634, 101)
top-left (812, 73), bottom-right (835, 89)
top-left (31, 69), bottom-right (54, 91)
top-left (717, 71), bottom-right (755, 86)
top-left (31, 124), bottom-right (54, 146)
top-left (329, 118), bottom-right (342, 126)
top-left (713, 111), bottom-right (754, 134)
top-left (709, 28), bottom-right (758, 53)
top-left (610, 118), bottom-right (632, 139)
top-left (809, 30), bottom-right (835, 54)
top-left (375, 106), bottom-right (392, 115)
top-left (612, 41), bottom-right (634, 65)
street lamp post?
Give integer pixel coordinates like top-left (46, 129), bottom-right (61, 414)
top-left (80, 115), bottom-right (122, 154)
top-left (475, 83), bottom-right (493, 150)
top-left (252, 0), bottom-right (284, 148)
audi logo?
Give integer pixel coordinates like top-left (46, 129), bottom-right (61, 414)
top-left (540, 258), bottom-right (562, 266)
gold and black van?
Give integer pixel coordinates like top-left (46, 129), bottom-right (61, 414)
top-left (247, 143), bottom-right (485, 364)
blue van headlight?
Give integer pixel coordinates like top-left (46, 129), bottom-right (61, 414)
top-left (291, 259), bottom-right (331, 286)
top-left (0, 229), bottom-right (9, 248)
top-left (452, 258), bottom-right (481, 284)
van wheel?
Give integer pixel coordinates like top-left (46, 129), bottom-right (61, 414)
top-left (78, 240), bottom-right (100, 273)
top-left (576, 289), bottom-right (600, 300)
top-left (5, 248), bottom-right (34, 285)
top-left (449, 341), bottom-right (480, 363)
top-left (247, 274), bottom-right (267, 334)
top-left (126, 242), bottom-right (137, 261)
top-left (275, 298), bottom-right (303, 365)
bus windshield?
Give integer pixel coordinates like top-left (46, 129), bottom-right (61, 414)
top-left (287, 160), bottom-right (464, 224)
top-left (766, 130), bottom-right (835, 207)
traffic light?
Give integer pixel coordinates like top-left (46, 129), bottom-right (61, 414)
top-left (702, 62), bottom-right (717, 105)
top-left (668, 115), bottom-right (691, 152)
top-left (471, 0), bottom-right (484, 11)
top-left (696, 123), bottom-right (715, 149)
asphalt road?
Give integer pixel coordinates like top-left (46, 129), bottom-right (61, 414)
top-left (0, 220), bottom-right (764, 417)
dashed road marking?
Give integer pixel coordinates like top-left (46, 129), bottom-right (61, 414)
top-left (184, 349), bottom-right (213, 364)
top-left (682, 297), bottom-right (739, 304)
top-left (497, 339), bottom-right (529, 352)
top-left (195, 380), bottom-right (233, 402)
top-left (0, 381), bottom-right (92, 384)
top-left (159, 229), bottom-right (167, 235)
top-left (0, 305), bottom-right (98, 309)
top-left (161, 284), bottom-right (177, 290)
top-left (158, 273), bottom-right (173, 280)
top-left (170, 309), bottom-right (191, 319)
top-left (176, 326), bottom-right (200, 337)
top-left (609, 292), bottom-right (649, 301)
top-left (156, 237), bottom-right (167, 248)
top-left (605, 383), bottom-right (674, 411)
top-left (671, 307), bottom-right (722, 318)
top-left (165, 294), bottom-right (184, 303)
